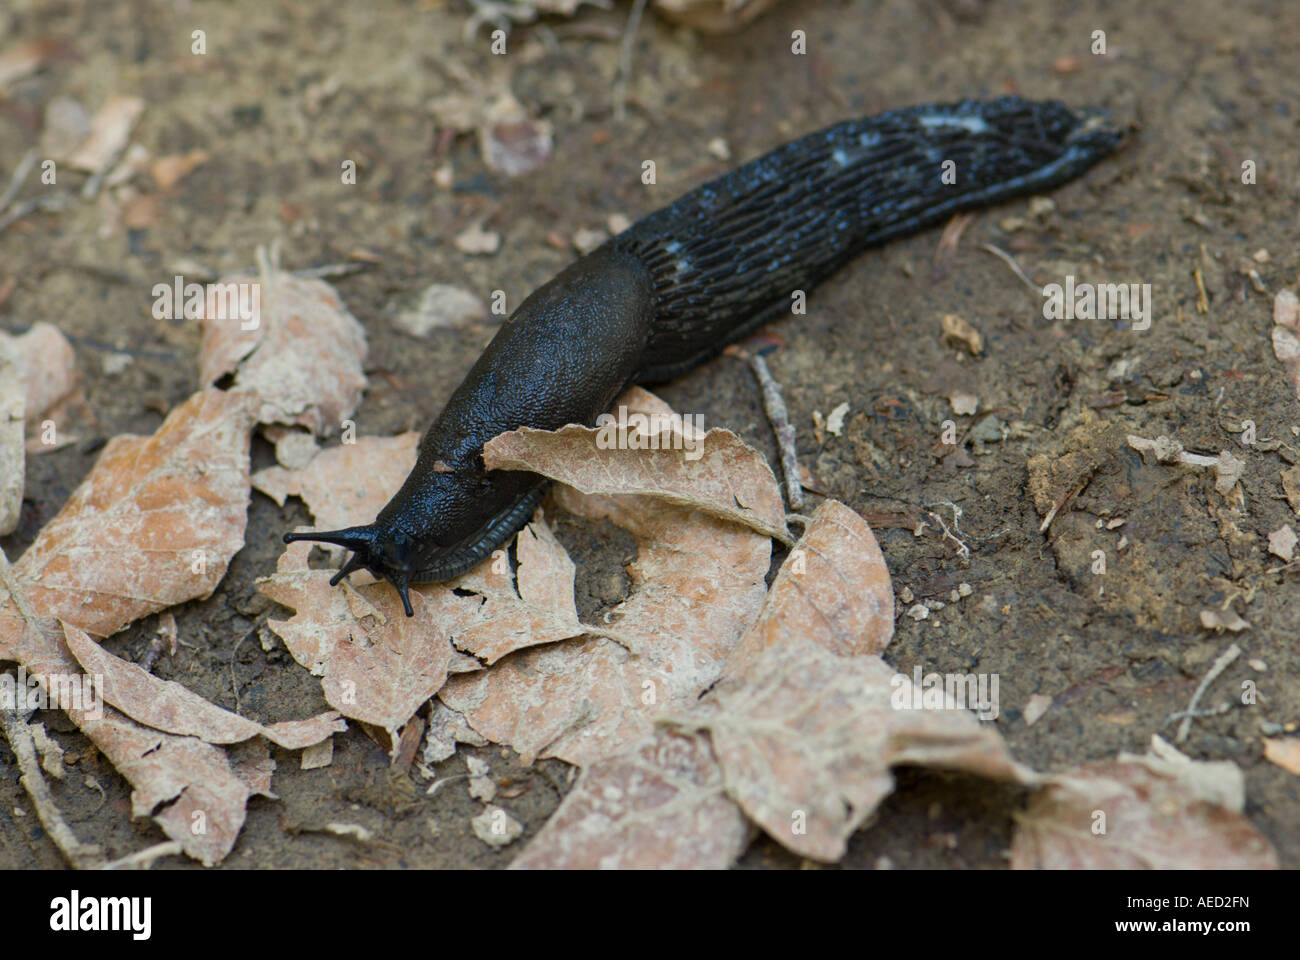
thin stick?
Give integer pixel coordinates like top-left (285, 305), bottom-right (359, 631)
top-left (1, 710), bottom-right (104, 869)
top-left (612, 0), bottom-right (649, 120)
top-left (0, 148), bottom-right (37, 214)
top-left (749, 352), bottom-right (803, 510)
top-left (100, 840), bottom-right (183, 870)
top-left (1174, 642), bottom-right (1241, 743)
top-left (980, 243), bottom-right (1040, 292)
top-left (0, 193), bottom-right (69, 234)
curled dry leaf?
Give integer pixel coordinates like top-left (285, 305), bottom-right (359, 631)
top-left (0, 615), bottom-right (250, 866)
top-left (0, 322), bottom-right (81, 431)
top-left (1011, 736), bottom-right (1278, 868)
top-left (688, 635), bottom-right (1027, 862)
top-left (62, 622), bottom-right (345, 749)
top-left (483, 386), bottom-right (790, 544)
top-left (724, 499), bottom-right (893, 676)
top-left (197, 265), bottom-right (367, 437)
top-left (440, 483), bottom-right (771, 767)
top-left (14, 389), bottom-right (257, 637)
top-left (511, 728), bottom-right (750, 869)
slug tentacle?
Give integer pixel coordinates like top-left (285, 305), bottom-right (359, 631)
top-left (283, 96), bottom-right (1122, 615)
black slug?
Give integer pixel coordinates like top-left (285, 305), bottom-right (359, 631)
top-left (284, 96), bottom-right (1121, 616)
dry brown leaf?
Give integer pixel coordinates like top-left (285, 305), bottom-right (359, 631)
top-left (62, 621), bottom-right (344, 749)
top-left (197, 265), bottom-right (367, 436)
top-left (1281, 465), bottom-right (1300, 514)
top-left (151, 149), bottom-right (209, 190)
top-left (253, 433), bottom-right (420, 564)
top-left (483, 386), bottom-right (789, 544)
top-left (319, 585), bottom-right (456, 735)
top-left (511, 728), bottom-right (750, 869)
top-left (84, 706), bottom-right (253, 866)
top-left (230, 739), bottom-right (278, 798)
top-left (1262, 737), bottom-right (1300, 776)
top-left (444, 514), bottom-right (590, 665)
top-left (1011, 737), bottom-right (1278, 868)
top-left (440, 486), bottom-right (770, 766)
top-left (688, 636), bottom-right (1026, 862)
top-left (422, 699), bottom-right (488, 765)
top-left (258, 542), bottom-right (482, 734)
top-left (725, 499), bottom-right (893, 675)
top-left (0, 614), bottom-right (251, 865)
top-left (1272, 289), bottom-right (1300, 402)
top-left (66, 95), bottom-right (145, 173)
top-left (14, 389), bottom-right (256, 637)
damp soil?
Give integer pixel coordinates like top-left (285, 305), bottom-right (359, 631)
top-left (1, 0), bottom-right (1297, 869)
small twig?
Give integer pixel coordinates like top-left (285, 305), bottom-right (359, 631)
top-left (0, 148), bottom-right (37, 215)
top-left (1, 710), bottom-right (104, 869)
top-left (980, 243), bottom-right (1040, 293)
top-left (290, 261), bottom-right (371, 280)
top-left (612, 0), bottom-right (649, 120)
top-left (230, 630), bottom-right (250, 713)
top-left (1174, 642), bottom-right (1241, 743)
top-left (0, 193), bottom-right (70, 234)
top-left (1163, 703), bottom-right (1232, 725)
top-left (749, 352), bottom-right (803, 510)
top-left (1039, 477), bottom-right (1088, 534)
top-left (100, 840), bottom-right (184, 871)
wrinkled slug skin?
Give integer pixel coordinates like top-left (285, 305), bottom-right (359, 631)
top-left (284, 97), bottom-right (1122, 614)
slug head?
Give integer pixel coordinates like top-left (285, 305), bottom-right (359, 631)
top-left (282, 524), bottom-right (418, 617)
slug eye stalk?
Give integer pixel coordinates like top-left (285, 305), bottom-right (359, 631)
top-left (282, 526), bottom-right (416, 617)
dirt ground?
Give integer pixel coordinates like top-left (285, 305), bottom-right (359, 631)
top-left (1, 0), bottom-right (1297, 869)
